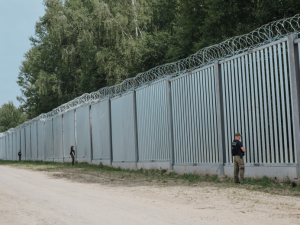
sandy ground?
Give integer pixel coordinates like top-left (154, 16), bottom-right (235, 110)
top-left (0, 166), bottom-right (300, 225)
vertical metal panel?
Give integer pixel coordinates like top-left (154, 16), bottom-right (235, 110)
top-left (111, 92), bottom-right (136, 162)
top-left (21, 128), bottom-right (26, 160)
top-left (91, 99), bottom-right (111, 160)
top-left (45, 119), bottom-right (53, 159)
top-left (136, 81), bottom-right (170, 161)
top-left (37, 121), bottom-right (45, 160)
top-left (53, 116), bottom-right (63, 159)
top-left (265, 48), bottom-right (274, 163)
top-left (261, 49), bottom-right (269, 164)
top-left (76, 105), bottom-right (91, 158)
top-left (221, 41), bottom-right (294, 164)
top-left (288, 35), bottom-right (300, 166)
top-left (5, 134), bottom-right (9, 160)
top-left (284, 42), bottom-right (293, 163)
top-left (17, 130), bottom-right (21, 160)
top-left (171, 65), bottom-right (218, 164)
top-left (0, 137), bottom-right (2, 159)
top-left (171, 80), bottom-right (178, 163)
top-left (63, 110), bottom-right (75, 158)
top-left (270, 46), bottom-right (279, 163)
top-left (278, 43), bottom-right (288, 163)
top-left (274, 45), bottom-right (284, 163)
top-left (13, 130), bottom-right (18, 160)
top-left (31, 124), bottom-right (38, 160)
top-left (25, 126), bottom-right (31, 160)
top-left (8, 133), bottom-right (12, 160)
top-left (254, 52), bottom-right (262, 163)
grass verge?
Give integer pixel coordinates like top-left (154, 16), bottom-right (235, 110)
top-left (0, 160), bottom-right (299, 196)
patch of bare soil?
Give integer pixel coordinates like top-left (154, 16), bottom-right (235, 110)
top-left (0, 165), bottom-right (300, 225)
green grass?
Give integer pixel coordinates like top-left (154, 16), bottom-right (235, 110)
top-left (0, 159), bottom-right (299, 195)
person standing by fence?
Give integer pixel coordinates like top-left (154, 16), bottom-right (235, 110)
top-left (232, 133), bottom-right (246, 183)
top-left (18, 150), bottom-right (22, 162)
top-left (70, 146), bottom-right (75, 166)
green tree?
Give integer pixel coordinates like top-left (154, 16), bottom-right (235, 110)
top-left (0, 102), bottom-right (27, 132)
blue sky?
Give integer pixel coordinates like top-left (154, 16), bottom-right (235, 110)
top-left (0, 0), bottom-right (45, 108)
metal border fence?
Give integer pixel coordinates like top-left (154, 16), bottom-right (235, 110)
top-left (1, 15), bottom-right (300, 179)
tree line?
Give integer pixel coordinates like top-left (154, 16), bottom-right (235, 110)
top-left (3, 0), bottom-right (300, 131)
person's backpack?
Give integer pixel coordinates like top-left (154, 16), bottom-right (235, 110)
top-left (231, 140), bottom-right (240, 156)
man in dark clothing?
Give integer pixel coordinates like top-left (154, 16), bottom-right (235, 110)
top-left (70, 146), bottom-right (75, 166)
top-left (232, 133), bottom-right (246, 183)
top-left (18, 150), bottom-right (22, 162)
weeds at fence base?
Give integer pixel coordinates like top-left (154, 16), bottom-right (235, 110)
top-left (0, 159), bottom-right (299, 196)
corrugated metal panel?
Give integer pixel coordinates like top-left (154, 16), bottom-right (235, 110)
top-left (53, 116), bottom-right (63, 159)
top-left (45, 119), bottom-right (54, 159)
top-left (136, 80), bottom-right (170, 161)
top-left (31, 124), bottom-right (38, 160)
top-left (170, 66), bottom-right (219, 164)
top-left (13, 131), bottom-right (18, 161)
top-left (222, 41), bottom-right (294, 163)
top-left (0, 137), bottom-right (2, 159)
top-left (4, 136), bottom-right (7, 160)
top-left (63, 110), bottom-right (75, 159)
top-left (8, 133), bottom-right (13, 160)
top-left (21, 129), bottom-right (26, 160)
top-left (91, 99), bottom-right (111, 160)
top-left (76, 105), bottom-right (91, 158)
top-left (16, 130), bottom-right (21, 160)
top-left (111, 92), bottom-right (136, 162)
top-left (37, 121), bottom-right (45, 160)
top-left (25, 126), bottom-right (31, 160)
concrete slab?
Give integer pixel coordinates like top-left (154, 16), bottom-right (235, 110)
top-left (53, 158), bottom-right (64, 163)
top-left (137, 161), bottom-right (171, 170)
top-left (92, 159), bottom-right (111, 166)
top-left (112, 162), bottom-right (137, 170)
top-left (173, 164), bottom-right (222, 176)
top-left (224, 164), bottom-right (297, 180)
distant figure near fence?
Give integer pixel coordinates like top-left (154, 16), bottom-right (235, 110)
top-left (70, 146), bottom-right (75, 166)
top-left (18, 150), bottom-right (21, 162)
top-left (232, 133), bottom-right (246, 183)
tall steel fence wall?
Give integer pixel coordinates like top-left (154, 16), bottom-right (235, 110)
top-left (221, 38), bottom-right (295, 165)
top-left (63, 110), bottom-right (75, 162)
top-left (1, 34), bottom-right (300, 179)
top-left (91, 98), bottom-right (111, 165)
top-left (136, 80), bottom-right (170, 162)
top-left (111, 92), bottom-right (138, 166)
top-left (75, 105), bottom-right (91, 162)
top-left (171, 65), bottom-right (219, 165)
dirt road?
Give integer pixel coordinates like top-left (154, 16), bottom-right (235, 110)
top-left (0, 166), bottom-right (299, 225)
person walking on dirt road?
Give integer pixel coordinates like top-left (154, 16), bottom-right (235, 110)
top-left (231, 133), bottom-right (246, 183)
top-left (70, 146), bottom-right (75, 166)
top-left (18, 150), bottom-right (22, 162)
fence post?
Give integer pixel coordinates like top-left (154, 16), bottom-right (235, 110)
top-left (62, 115), bottom-right (64, 162)
top-left (166, 76), bottom-right (175, 170)
top-left (89, 102), bottom-right (93, 162)
top-left (214, 61), bottom-right (226, 176)
top-left (108, 96), bottom-right (113, 165)
top-left (132, 90), bottom-right (139, 168)
top-left (288, 34), bottom-right (300, 178)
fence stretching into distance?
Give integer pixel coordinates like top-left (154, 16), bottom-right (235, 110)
top-left (1, 15), bottom-right (300, 180)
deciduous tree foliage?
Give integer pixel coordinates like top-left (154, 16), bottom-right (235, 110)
top-left (0, 102), bottom-right (27, 132)
top-left (17, 0), bottom-right (300, 119)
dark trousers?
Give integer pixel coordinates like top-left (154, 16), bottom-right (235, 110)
top-left (19, 155), bottom-right (21, 162)
top-left (71, 155), bottom-right (75, 165)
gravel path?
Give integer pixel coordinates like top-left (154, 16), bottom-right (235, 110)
top-left (0, 166), bottom-right (299, 225)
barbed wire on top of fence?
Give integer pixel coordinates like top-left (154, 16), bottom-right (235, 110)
top-left (0, 13), bottom-right (300, 137)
